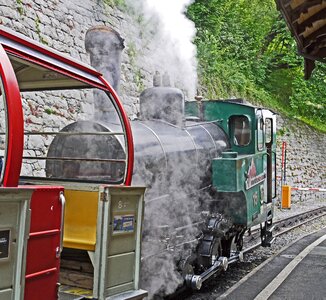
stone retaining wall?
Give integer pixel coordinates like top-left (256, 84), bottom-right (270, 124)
top-left (0, 0), bottom-right (325, 201)
top-left (0, 0), bottom-right (152, 116)
top-left (276, 116), bottom-right (325, 203)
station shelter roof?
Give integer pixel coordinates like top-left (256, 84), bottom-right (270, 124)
top-left (275, 0), bottom-right (326, 78)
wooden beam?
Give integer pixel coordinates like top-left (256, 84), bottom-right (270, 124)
top-left (290, 0), bottom-right (324, 22)
top-left (295, 8), bottom-right (326, 35)
top-left (276, 0), bottom-right (326, 72)
top-left (304, 58), bottom-right (315, 79)
top-left (296, 3), bottom-right (326, 25)
top-left (60, 268), bottom-right (94, 290)
top-left (303, 27), bottom-right (326, 48)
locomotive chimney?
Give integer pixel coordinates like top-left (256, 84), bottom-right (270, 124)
top-left (85, 25), bottom-right (124, 123)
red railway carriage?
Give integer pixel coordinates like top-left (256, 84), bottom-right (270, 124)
top-left (0, 25), bottom-right (134, 186)
top-left (0, 25), bottom-right (146, 300)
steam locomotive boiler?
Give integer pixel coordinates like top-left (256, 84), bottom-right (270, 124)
top-left (46, 76), bottom-right (277, 295)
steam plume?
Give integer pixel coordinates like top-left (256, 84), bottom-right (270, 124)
top-left (126, 0), bottom-right (197, 99)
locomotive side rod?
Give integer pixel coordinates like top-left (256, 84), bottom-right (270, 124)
top-left (185, 256), bottom-right (229, 290)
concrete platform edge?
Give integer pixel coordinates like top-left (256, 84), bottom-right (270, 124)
top-left (218, 225), bottom-right (326, 299)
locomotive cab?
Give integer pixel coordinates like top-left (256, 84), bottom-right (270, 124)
top-left (186, 99), bottom-right (277, 246)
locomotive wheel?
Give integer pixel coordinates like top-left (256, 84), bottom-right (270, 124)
top-left (221, 229), bottom-right (245, 258)
top-left (179, 255), bottom-right (195, 278)
top-left (221, 237), bottom-right (233, 257)
top-left (197, 236), bottom-right (222, 269)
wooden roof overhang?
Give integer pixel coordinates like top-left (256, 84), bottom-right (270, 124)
top-left (275, 0), bottom-right (326, 78)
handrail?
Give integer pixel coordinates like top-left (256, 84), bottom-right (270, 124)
top-left (22, 156), bottom-right (126, 163)
top-left (59, 192), bottom-right (65, 255)
top-left (20, 131), bottom-right (125, 136)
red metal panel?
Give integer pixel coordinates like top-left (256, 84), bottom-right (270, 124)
top-left (0, 44), bottom-right (24, 187)
top-left (25, 270), bottom-right (58, 300)
top-left (24, 186), bottom-right (64, 300)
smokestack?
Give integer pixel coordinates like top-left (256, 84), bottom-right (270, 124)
top-left (85, 25), bottom-right (125, 123)
top-left (85, 25), bottom-right (124, 92)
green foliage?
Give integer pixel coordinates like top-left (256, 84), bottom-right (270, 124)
top-left (187, 0), bottom-right (325, 132)
top-left (44, 108), bottom-right (54, 115)
top-left (35, 16), bottom-right (48, 45)
top-left (126, 42), bottom-right (144, 92)
top-left (103, 0), bottom-right (127, 10)
top-left (16, 0), bottom-right (24, 15)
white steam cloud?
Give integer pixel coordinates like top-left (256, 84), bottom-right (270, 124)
top-left (144, 0), bottom-right (196, 63)
top-left (126, 0), bottom-right (197, 99)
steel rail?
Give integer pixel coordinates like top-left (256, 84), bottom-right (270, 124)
top-left (247, 206), bottom-right (326, 238)
top-left (244, 207), bottom-right (326, 254)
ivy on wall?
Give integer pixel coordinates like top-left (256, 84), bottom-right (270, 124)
top-left (187, 0), bottom-right (326, 132)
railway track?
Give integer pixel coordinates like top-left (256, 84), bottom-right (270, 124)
top-left (243, 206), bottom-right (326, 253)
top-left (167, 206), bottom-right (326, 299)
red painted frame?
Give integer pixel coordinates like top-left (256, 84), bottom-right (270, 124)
top-left (0, 27), bottom-right (134, 186)
top-left (0, 44), bottom-right (23, 187)
top-left (0, 27), bottom-right (100, 76)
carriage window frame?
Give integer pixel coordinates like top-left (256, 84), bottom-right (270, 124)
top-left (229, 115), bottom-right (251, 147)
top-left (19, 88), bottom-right (127, 185)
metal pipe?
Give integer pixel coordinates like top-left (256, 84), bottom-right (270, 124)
top-left (23, 156), bottom-right (126, 163)
top-left (20, 131), bottom-right (125, 136)
top-left (185, 120), bottom-right (222, 127)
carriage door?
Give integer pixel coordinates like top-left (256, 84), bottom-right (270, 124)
top-left (0, 44), bottom-right (24, 187)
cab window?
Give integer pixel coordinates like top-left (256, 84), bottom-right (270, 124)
top-left (230, 115), bottom-right (251, 146)
top-left (265, 118), bottom-right (273, 144)
top-left (257, 118), bottom-right (264, 151)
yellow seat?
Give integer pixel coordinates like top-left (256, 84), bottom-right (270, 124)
top-left (63, 189), bottom-right (98, 251)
